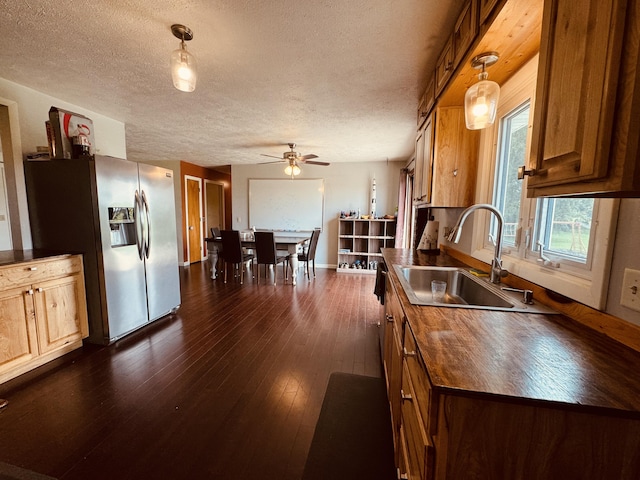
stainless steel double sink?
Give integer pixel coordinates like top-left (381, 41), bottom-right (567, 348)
top-left (393, 265), bottom-right (558, 314)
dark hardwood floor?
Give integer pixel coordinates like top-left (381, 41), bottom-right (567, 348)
top-left (0, 263), bottom-right (385, 479)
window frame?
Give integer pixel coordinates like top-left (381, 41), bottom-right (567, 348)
top-left (469, 56), bottom-right (619, 309)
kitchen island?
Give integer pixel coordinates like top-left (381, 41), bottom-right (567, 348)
top-left (382, 247), bottom-right (640, 479)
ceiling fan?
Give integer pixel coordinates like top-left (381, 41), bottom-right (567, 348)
top-left (260, 143), bottom-right (330, 177)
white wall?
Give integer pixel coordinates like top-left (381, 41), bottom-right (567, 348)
top-left (0, 77), bottom-right (127, 249)
top-left (232, 160), bottom-right (404, 267)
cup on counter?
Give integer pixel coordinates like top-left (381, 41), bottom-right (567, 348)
top-left (431, 280), bottom-right (447, 303)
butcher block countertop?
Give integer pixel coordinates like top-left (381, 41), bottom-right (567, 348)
top-left (0, 249), bottom-right (75, 267)
top-left (382, 248), bottom-right (640, 417)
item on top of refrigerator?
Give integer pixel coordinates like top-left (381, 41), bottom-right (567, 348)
top-left (48, 106), bottom-right (95, 159)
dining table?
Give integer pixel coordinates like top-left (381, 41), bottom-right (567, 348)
top-left (205, 233), bottom-right (311, 286)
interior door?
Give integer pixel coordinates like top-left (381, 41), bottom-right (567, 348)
top-left (205, 181), bottom-right (224, 235)
top-left (186, 177), bottom-right (202, 263)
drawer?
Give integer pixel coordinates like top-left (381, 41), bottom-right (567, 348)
top-left (0, 255), bottom-right (83, 290)
top-left (401, 361), bottom-right (434, 480)
top-left (404, 324), bottom-right (437, 437)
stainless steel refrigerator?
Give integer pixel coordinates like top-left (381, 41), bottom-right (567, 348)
top-left (25, 155), bottom-right (181, 344)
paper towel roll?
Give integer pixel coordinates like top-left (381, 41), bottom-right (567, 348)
top-left (418, 221), bottom-right (439, 251)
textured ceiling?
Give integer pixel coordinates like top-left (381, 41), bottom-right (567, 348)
top-left (0, 0), bottom-right (463, 166)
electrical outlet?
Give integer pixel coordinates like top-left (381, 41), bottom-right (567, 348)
top-left (620, 268), bottom-right (640, 312)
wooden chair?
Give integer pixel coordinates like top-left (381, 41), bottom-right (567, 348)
top-left (299, 228), bottom-right (320, 279)
top-left (254, 231), bottom-right (288, 285)
top-left (220, 230), bottom-right (254, 284)
top-left (210, 226), bottom-right (221, 238)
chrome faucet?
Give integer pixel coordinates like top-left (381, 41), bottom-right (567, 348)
top-left (446, 204), bottom-right (508, 284)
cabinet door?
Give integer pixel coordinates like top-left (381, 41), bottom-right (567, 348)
top-left (431, 107), bottom-right (480, 207)
top-left (453, 0), bottom-right (479, 69)
top-left (435, 36), bottom-right (454, 97)
top-left (528, 0), bottom-right (627, 189)
top-left (479, 0), bottom-right (500, 24)
top-left (0, 287), bottom-right (39, 377)
top-left (384, 282), bottom-right (404, 454)
top-left (414, 128), bottom-right (425, 203)
top-left (417, 76), bottom-right (436, 130)
top-left (420, 113), bottom-right (435, 205)
top-left (33, 274), bottom-right (87, 354)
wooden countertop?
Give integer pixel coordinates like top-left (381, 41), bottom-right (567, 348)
top-left (382, 248), bottom-right (640, 416)
top-left (0, 250), bottom-right (77, 267)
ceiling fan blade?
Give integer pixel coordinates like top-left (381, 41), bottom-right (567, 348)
top-left (303, 160), bottom-right (330, 166)
top-left (300, 154), bottom-right (319, 160)
top-left (260, 154), bottom-right (284, 160)
top-left (259, 160), bottom-right (286, 164)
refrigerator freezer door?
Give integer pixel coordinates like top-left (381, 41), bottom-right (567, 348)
top-left (95, 157), bottom-right (149, 340)
top-left (138, 163), bottom-right (181, 320)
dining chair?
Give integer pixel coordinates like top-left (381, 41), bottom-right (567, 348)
top-left (254, 231), bottom-right (288, 285)
top-left (210, 226), bottom-right (221, 238)
top-left (299, 228), bottom-right (320, 279)
top-left (220, 230), bottom-right (254, 284)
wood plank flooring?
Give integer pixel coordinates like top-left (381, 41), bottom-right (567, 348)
top-left (0, 263), bottom-right (385, 480)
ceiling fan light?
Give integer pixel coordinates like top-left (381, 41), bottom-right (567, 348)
top-left (284, 164), bottom-right (293, 176)
top-left (292, 165), bottom-right (301, 176)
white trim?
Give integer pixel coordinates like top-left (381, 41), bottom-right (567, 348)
top-left (184, 175), bottom-right (206, 262)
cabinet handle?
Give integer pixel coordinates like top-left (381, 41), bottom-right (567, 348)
top-left (401, 389), bottom-right (413, 402)
top-left (517, 165), bottom-right (536, 179)
top-left (403, 347), bottom-right (416, 358)
top-left (385, 313), bottom-right (394, 323)
top-left (28, 266), bottom-right (37, 271)
top-left (26, 289), bottom-right (34, 295)
top-left (36, 287), bottom-right (43, 293)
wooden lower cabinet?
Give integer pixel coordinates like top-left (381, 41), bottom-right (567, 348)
top-left (387, 289), bottom-right (640, 479)
top-left (0, 255), bottom-right (88, 384)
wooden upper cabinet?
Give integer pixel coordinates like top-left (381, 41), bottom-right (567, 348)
top-left (417, 75), bottom-right (435, 130)
top-left (453, 0), bottom-right (479, 70)
top-left (435, 35), bottom-right (454, 97)
top-left (528, 0), bottom-right (640, 196)
top-left (413, 127), bottom-right (426, 203)
top-left (479, 0), bottom-right (501, 25)
top-left (431, 107), bottom-right (480, 207)
top-left (420, 113), bottom-right (435, 205)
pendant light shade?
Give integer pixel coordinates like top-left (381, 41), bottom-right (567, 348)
top-left (464, 52), bottom-right (500, 130)
top-left (171, 24), bottom-right (197, 93)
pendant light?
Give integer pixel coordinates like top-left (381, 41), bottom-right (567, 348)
top-left (464, 52), bottom-right (500, 130)
top-left (171, 24), bottom-right (197, 92)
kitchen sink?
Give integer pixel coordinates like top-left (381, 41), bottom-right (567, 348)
top-left (393, 265), bottom-right (558, 314)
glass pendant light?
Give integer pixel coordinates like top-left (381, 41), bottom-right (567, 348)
top-left (171, 24), bottom-right (197, 93)
top-left (464, 52), bottom-right (500, 130)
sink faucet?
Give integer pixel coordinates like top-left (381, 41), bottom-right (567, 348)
top-left (446, 204), bottom-right (508, 284)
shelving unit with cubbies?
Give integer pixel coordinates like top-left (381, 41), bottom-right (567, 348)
top-left (337, 217), bottom-right (396, 274)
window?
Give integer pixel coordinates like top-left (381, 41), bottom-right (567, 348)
top-left (470, 56), bottom-right (618, 309)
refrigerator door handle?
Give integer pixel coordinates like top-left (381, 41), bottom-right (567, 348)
top-left (134, 190), bottom-right (144, 260)
top-left (141, 189), bottom-right (151, 259)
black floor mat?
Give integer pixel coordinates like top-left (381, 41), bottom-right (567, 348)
top-left (302, 372), bottom-right (395, 480)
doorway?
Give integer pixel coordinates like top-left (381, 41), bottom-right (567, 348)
top-left (204, 180), bottom-right (225, 237)
top-left (184, 176), bottom-right (204, 263)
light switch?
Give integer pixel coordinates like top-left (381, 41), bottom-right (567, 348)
top-left (620, 268), bottom-right (640, 312)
